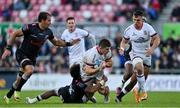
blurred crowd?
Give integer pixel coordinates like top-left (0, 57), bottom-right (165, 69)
top-left (0, 0), bottom-right (180, 74)
top-left (0, 0), bottom-right (171, 23)
top-left (170, 3), bottom-right (180, 22)
top-left (0, 31), bottom-right (180, 74)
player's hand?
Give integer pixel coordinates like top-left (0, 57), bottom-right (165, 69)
top-left (145, 47), bottom-right (154, 56)
top-left (70, 38), bottom-right (81, 45)
top-left (119, 47), bottom-right (124, 55)
top-left (1, 50), bottom-right (11, 60)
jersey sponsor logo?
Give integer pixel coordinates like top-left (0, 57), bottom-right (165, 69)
top-left (134, 37), bottom-right (149, 43)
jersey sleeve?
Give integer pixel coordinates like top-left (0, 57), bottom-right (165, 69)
top-left (21, 24), bottom-right (30, 35)
top-left (80, 29), bottom-right (89, 38)
top-left (148, 24), bottom-right (157, 37)
top-left (82, 51), bottom-right (95, 67)
top-left (48, 29), bottom-right (55, 40)
top-left (123, 27), bottom-right (130, 40)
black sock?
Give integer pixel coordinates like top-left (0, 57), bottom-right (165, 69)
top-left (117, 92), bottom-right (125, 100)
top-left (16, 77), bottom-right (27, 91)
top-left (6, 86), bottom-right (16, 98)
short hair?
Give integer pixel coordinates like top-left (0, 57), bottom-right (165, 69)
top-left (99, 39), bottom-right (111, 48)
top-left (38, 12), bottom-right (51, 22)
top-left (66, 17), bottom-right (75, 22)
top-left (70, 64), bottom-right (80, 79)
top-left (133, 10), bottom-right (144, 17)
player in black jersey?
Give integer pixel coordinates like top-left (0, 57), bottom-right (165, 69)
top-left (25, 64), bottom-right (105, 104)
top-left (1, 12), bottom-right (80, 104)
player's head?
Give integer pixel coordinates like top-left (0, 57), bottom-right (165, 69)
top-left (38, 12), bottom-right (51, 28)
top-left (98, 39), bottom-right (111, 55)
top-left (66, 17), bottom-right (76, 32)
top-left (132, 10), bottom-right (144, 28)
top-left (70, 64), bottom-right (81, 80)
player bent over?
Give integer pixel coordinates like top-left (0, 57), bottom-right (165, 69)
top-left (26, 64), bottom-right (105, 104)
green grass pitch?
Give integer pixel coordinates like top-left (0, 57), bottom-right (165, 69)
top-left (0, 90), bottom-right (180, 107)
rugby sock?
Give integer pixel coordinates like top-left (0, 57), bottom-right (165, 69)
top-left (6, 86), bottom-right (16, 98)
top-left (119, 80), bottom-right (125, 89)
top-left (36, 95), bottom-right (42, 101)
top-left (136, 74), bottom-right (146, 92)
top-left (16, 73), bottom-right (30, 91)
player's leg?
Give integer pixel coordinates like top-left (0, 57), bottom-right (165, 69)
top-left (98, 85), bottom-right (110, 103)
top-left (133, 58), bottom-right (146, 94)
top-left (116, 62), bottom-right (133, 95)
top-left (140, 65), bottom-right (149, 101)
top-left (3, 70), bottom-right (23, 104)
top-left (26, 90), bottom-right (58, 104)
top-left (115, 72), bottom-right (137, 103)
top-left (133, 64), bottom-right (150, 103)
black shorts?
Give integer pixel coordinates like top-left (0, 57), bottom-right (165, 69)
top-left (16, 49), bottom-right (36, 68)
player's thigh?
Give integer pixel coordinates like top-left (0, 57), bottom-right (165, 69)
top-left (132, 57), bottom-right (143, 71)
top-left (125, 61), bottom-right (133, 76)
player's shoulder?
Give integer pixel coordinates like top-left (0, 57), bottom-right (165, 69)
top-left (124, 24), bottom-right (134, 32)
top-left (76, 28), bottom-right (86, 32)
top-left (143, 22), bottom-right (153, 28)
top-left (85, 46), bottom-right (96, 55)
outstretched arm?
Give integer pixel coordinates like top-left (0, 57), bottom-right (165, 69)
top-left (1, 29), bottom-right (23, 59)
top-left (50, 37), bottom-right (80, 47)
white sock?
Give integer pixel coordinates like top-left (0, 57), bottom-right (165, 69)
top-left (119, 79), bottom-right (125, 89)
top-left (136, 75), bottom-right (146, 92)
top-left (28, 98), bottom-right (38, 104)
top-left (122, 88), bottom-right (128, 94)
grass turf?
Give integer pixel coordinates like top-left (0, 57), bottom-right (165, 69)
top-left (0, 89), bottom-right (180, 107)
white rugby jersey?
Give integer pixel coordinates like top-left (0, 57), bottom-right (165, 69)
top-left (123, 22), bottom-right (157, 56)
top-left (81, 46), bottom-right (112, 81)
top-left (61, 28), bottom-right (89, 61)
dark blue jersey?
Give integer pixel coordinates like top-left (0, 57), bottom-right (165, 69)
top-left (58, 79), bottom-right (87, 103)
top-left (18, 23), bottom-right (54, 59)
top-left (124, 43), bottom-right (132, 61)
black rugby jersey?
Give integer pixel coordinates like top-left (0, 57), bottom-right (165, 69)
top-left (58, 79), bottom-right (87, 103)
top-left (18, 23), bottom-right (54, 59)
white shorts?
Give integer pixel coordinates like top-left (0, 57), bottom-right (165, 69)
top-left (131, 54), bottom-right (151, 67)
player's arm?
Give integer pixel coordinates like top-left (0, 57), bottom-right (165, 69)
top-left (50, 37), bottom-right (80, 47)
top-left (150, 34), bottom-right (160, 50)
top-left (119, 38), bottom-right (129, 55)
top-left (146, 34), bottom-right (160, 56)
top-left (105, 58), bottom-right (112, 68)
top-left (84, 79), bottom-right (105, 93)
top-left (1, 29), bottom-right (23, 59)
top-left (83, 64), bottom-right (102, 75)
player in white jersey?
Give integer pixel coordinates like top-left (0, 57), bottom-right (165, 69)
top-left (81, 39), bottom-right (112, 103)
top-left (119, 10), bottom-right (160, 103)
top-left (61, 17), bottom-right (96, 68)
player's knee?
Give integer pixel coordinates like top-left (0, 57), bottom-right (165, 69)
top-left (24, 65), bottom-right (34, 75)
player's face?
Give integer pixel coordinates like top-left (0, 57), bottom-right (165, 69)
top-left (66, 19), bottom-right (76, 32)
top-left (133, 15), bottom-right (143, 29)
top-left (100, 47), bottom-right (110, 55)
top-left (43, 15), bottom-right (51, 28)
